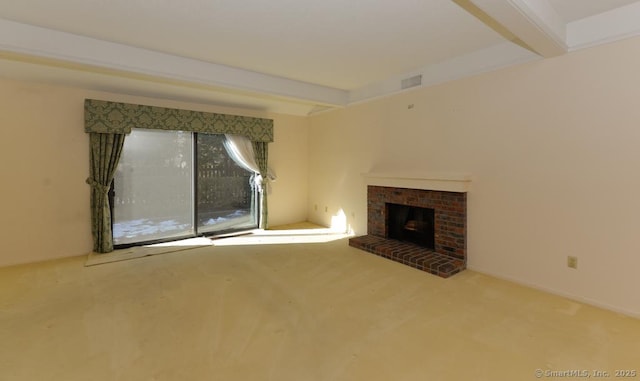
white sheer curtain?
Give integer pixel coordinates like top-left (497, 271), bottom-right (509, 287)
top-left (223, 134), bottom-right (260, 174)
top-left (223, 134), bottom-right (276, 228)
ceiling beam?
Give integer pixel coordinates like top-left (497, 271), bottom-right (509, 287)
top-left (0, 18), bottom-right (348, 107)
top-left (567, 1), bottom-right (640, 51)
top-left (349, 42), bottom-right (540, 104)
top-left (453, 0), bottom-right (568, 58)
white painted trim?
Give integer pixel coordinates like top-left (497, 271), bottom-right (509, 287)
top-left (349, 42), bottom-right (540, 105)
top-left (0, 18), bottom-right (348, 107)
top-left (509, 0), bottom-right (567, 47)
top-left (362, 172), bottom-right (472, 192)
top-left (466, 264), bottom-right (640, 319)
top-left (468, 0), bottom-right (568, 57)
top-left (566, 2), bottom-right (640, 51)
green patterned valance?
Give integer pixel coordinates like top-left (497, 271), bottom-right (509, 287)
top-left (84, 99), bottom-right (274, 142)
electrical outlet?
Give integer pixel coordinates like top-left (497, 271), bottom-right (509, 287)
top-left (324, 206), bottom-right (328, 213)
top-left (314, 204), bottom-right (318, 211)
top-left (567, 256), bottom-right (578, 269)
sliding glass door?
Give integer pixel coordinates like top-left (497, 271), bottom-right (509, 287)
top-left (112, 129), bottom-right (257, 247)
top-left (196, 134), bottom-right (257, 234)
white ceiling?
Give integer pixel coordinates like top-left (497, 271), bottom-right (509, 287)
top-left (1, 0), bottom-right (640, 115)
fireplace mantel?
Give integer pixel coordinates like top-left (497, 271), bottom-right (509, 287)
top-left (362, 172), bottom-right (471, 192)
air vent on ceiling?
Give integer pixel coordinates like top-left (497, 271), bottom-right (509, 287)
top-left (401, 74), bottom-right (422, 90)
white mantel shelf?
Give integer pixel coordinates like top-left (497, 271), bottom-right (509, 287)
top-left (362, 172), bottom-right (471, 192)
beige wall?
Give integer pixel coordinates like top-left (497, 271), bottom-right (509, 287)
top-left (266, 113), bottom-right (309, 227)
top-left (309, 37), bottom-right (640, 317)
top-left (0, 78), bottom-right (308, 267)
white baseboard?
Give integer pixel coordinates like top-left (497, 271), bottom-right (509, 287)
top-left (466, 264), bottom-right (640, 320)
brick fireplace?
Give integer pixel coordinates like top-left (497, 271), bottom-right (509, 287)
top-left (349, 173), bottom-right (469, 278)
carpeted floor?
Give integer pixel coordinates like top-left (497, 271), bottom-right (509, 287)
top-left (0, 224), bottom-right (638, 380)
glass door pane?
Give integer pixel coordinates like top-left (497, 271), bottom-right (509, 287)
top-left (113, 129), bottom-right (195, 245)
top-left (196, 134), bottom-right (257, 234)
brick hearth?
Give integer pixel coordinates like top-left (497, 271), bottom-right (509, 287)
top-left (349, 186), bottom-right (467, 278)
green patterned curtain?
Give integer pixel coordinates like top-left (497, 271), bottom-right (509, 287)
top-left (252, 141), bottom-right (269, 229)
top-left (85, 99), bottom-right (273, 141)
top-left (87, 133), bottom-right (126, 253)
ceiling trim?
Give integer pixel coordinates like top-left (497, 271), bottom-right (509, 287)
top-left (458, 0), bottom-right (568, 58)
top-left (349, 42), bottom-right (540, 104)
top-left (566, 1), bottom-right (640, 51)
top-left (0, 18), bottom-right (348, 107)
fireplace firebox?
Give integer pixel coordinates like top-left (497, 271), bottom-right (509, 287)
top-left (349, 185), bottom-right (467, 278)
top-left (387, 203), bottom-right (435, 249)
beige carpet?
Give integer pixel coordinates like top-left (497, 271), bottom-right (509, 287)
top-left (0, 226), bottom-right (638, 380)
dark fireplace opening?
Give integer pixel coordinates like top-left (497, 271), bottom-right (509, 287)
top-left (387, 203), bottom-right (435, 249)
